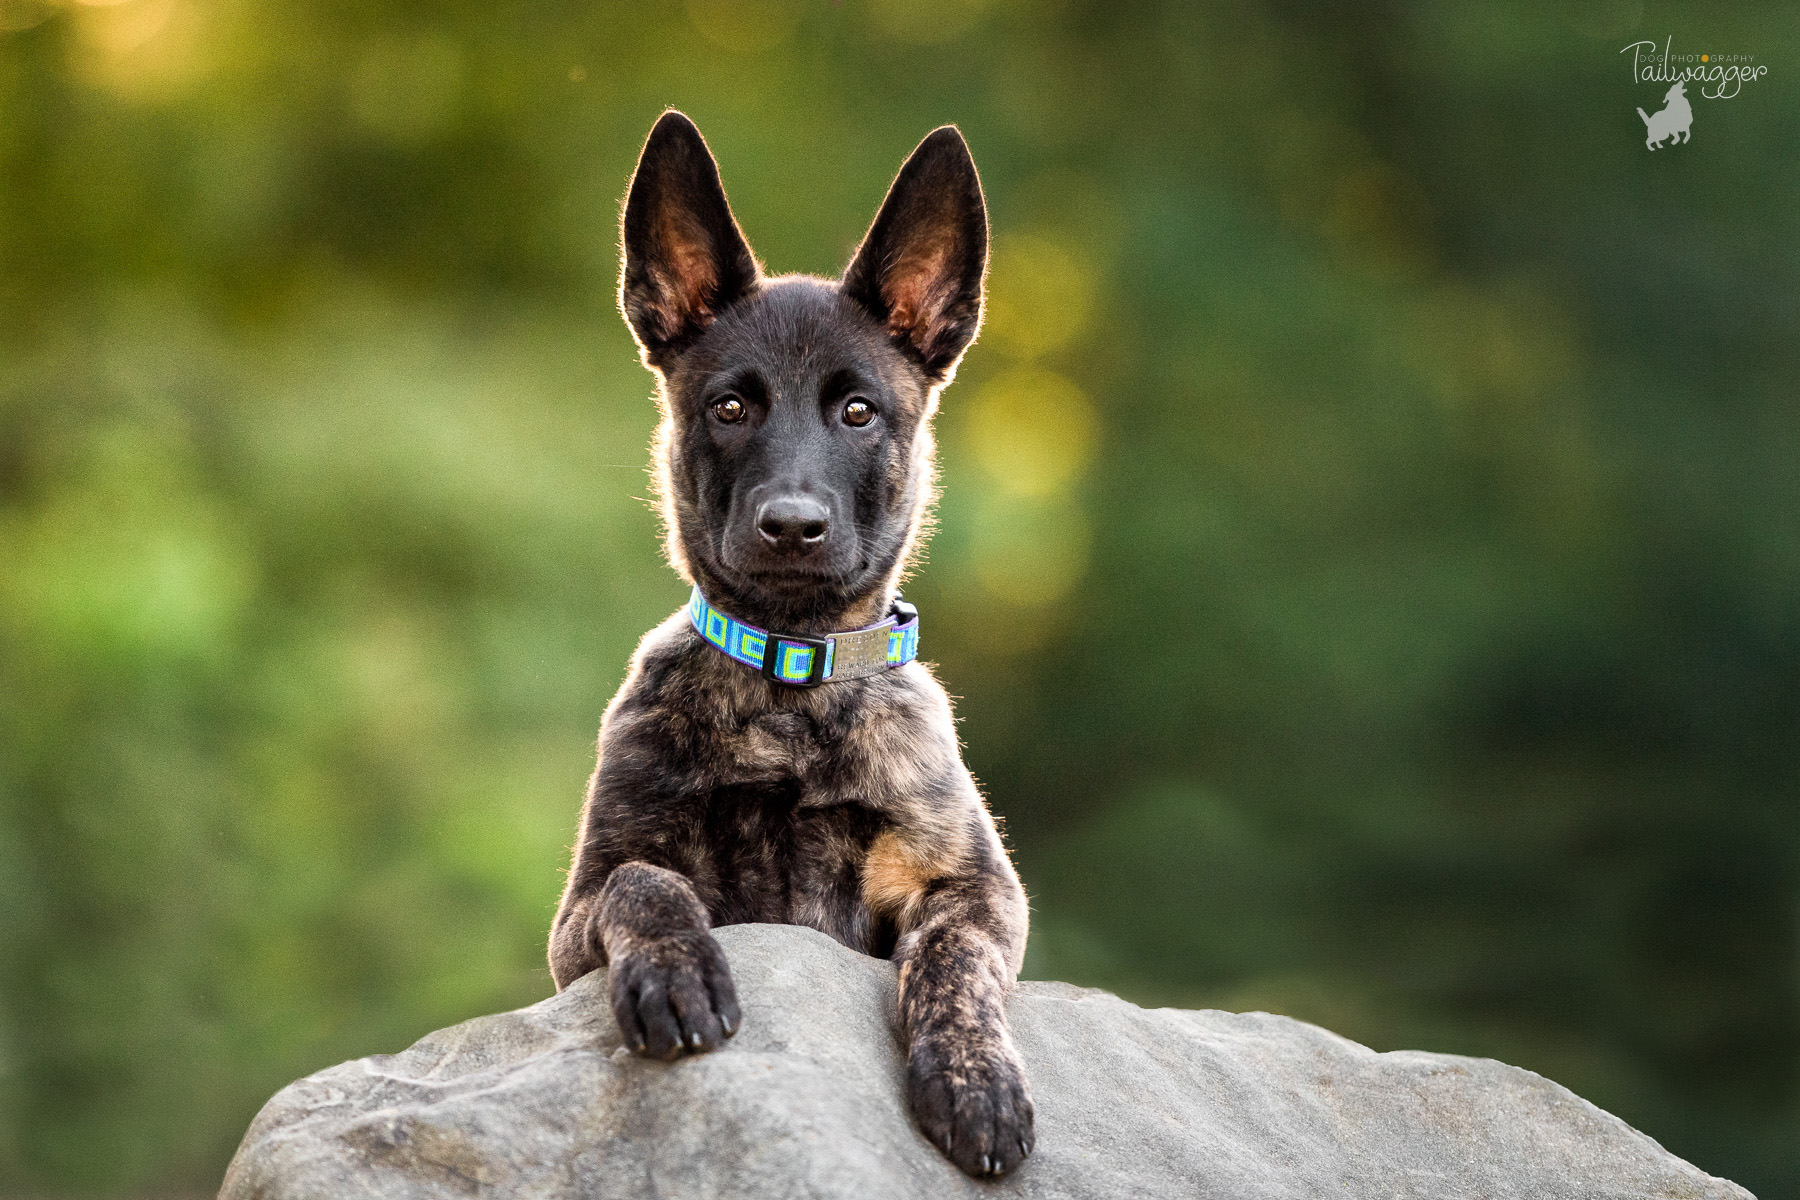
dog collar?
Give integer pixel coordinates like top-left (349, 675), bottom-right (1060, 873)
top-left (686, 585), bottom-right (920, 687)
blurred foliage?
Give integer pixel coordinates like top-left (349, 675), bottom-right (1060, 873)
top-left (1, 0), bottom-right (1796, 1193)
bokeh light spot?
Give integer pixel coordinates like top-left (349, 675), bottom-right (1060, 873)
top-left (350, 34), bottom-right (465, 143)
top-left (964, 367), bottom-right (1099, 496)
top-left (867, 0), bottom-right (992, 45)
top-left (966, 490), bottom-right (1091, 610)
top-left (982, 231), bottom-right (1095, 360)
top-left (686, 0), bottom-right (795, 52)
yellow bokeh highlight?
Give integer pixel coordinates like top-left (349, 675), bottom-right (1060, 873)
top-left (0, 2), bottom-right (57, 34)
top-left (867, 0), bottom-right (992, 44)
top-left (966, 491), bottom-right (1092, 611)
top-left (350, 34), bottom-right (465, 143)
top-left (69, 0), bottom-right (208, 99)
top-left (686, 0), bottom-right (795, 52)
top-left (981, 231), bottom-right (1095, 360)
top-left (964, 367), bottom-right (1098, 496)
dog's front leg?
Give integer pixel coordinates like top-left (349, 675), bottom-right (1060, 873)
top-left (554, 862), bottom-right (740, 1060)
top-left (895, 875), bottom-right (1034, 1178)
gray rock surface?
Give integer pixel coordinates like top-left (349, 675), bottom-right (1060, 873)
top-left (221, 923), bottom-right (1751, 1200)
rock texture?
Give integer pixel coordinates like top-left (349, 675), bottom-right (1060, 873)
top-left (221, 923), bottom-right (1752, 1200)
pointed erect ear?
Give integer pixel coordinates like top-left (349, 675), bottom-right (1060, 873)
top-left (619, 111), bottom-right (760, 367)
top-left (842, 126), bottom-right (988, 383)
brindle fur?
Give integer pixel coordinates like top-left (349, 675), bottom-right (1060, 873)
top-left (550, 111), bottom-right (1033, 1178)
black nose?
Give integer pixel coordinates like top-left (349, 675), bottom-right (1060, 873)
top-left (756, 496), bottom-right (831, 552)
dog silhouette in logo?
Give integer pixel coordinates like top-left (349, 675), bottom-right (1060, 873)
top-left (1638, 80), bottom-right (1692, 149)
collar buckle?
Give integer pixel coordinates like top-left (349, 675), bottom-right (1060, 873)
top-left (760, 632), bottom-right (830, 687)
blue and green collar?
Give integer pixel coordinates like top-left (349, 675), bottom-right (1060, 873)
top-left (687, 585), bottom-right (919, 687)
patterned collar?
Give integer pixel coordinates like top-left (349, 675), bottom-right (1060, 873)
top-left (686, 585), bottom-right (920, 687)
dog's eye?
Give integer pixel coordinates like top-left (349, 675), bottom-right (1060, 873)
top-left (711, 395), bottom-right (745, 424)
top-left (843, 399), bottom-right (875, 427)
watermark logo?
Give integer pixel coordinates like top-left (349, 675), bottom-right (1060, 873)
top-left (1622, 37), bottom-right (1769, 150)
top-left (1636, 81), bottom-right (1691, 149)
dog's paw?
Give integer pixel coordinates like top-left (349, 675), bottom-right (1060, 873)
top-left (907, 1033), bottom-right (1035, 1178)
top-left (608, 930), bottom-right (740, 1059)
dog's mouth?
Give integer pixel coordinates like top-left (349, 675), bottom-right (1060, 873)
top-left (706, 540), bottom-right (877, 604)
top-left (699, 510), bottom-right (889, 610)
top-left (739, 559), bottom-right (872, 592)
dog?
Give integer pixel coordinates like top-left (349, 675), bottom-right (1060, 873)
top-left (548, 111), bottom-right (1034, 1179)
top-left (1639, 80), bottom-right (1692, 149)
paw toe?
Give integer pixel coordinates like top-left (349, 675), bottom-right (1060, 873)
top-left (909, 1048), bottom-right (1035, 1179)
top-left (610, 935), bottom-right (740, 1059)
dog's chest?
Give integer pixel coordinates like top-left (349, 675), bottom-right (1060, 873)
top-left (693, 777), bottom-right (891, 954)
top-left (720, 708), bottom-right (832, 786)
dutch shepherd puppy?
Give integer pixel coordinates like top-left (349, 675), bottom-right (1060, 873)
top-left (548, 112), bottom-right (1033, 1178)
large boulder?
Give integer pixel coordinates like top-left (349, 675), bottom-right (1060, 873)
top-left (221, 923), bottom-right (1751, 1199)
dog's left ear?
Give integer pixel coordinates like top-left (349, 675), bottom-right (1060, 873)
top-left (620, 111), bottom-right (761, 368)
top-left (843, 126), bottom-right (988, 383)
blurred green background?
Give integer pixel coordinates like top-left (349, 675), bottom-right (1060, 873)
top-left (1, 0), bottom-right (1795, 1193)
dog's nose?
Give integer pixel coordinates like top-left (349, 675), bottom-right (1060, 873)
top-left (756, 496), bottom-right (831, 552)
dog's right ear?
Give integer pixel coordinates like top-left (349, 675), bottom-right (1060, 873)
top-left (619, 111), bottom-right (760, 369)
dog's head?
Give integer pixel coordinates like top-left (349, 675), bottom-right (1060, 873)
top-left (619, 111), bottom-right (987, 631)
top-left (1667, 80), bottom-right (1687, 102)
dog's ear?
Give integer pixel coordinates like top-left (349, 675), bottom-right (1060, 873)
top-left (843, 126), bottom-right (988, 383)
top-left (619, 111), bottom-right (760, 368)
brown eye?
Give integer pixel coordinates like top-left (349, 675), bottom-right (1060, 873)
top-left (843, 398), bottom-right (875, 427)
top-left (711, 395), bottom-right (744, 423)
